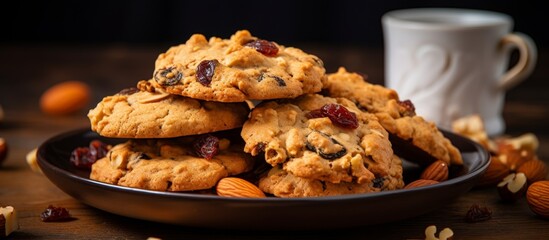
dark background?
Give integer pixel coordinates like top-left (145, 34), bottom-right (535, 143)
top-left (1, 0), bottom-right (547, 49)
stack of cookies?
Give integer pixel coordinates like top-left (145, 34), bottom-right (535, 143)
top-left (87, 30), bottom-right (463, 197)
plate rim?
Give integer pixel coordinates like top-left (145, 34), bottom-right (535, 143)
top-left (37, 127), bottom-right (491, 203)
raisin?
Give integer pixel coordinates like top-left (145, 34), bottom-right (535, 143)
top-left (196, 60), bottom-right (219, 86)
top-left (272, 76), bottom-right (286, 86)
top-left (305, 109), bottom-right (324, 119)
top-left (137, 152), bottom-right (151, 160)
top-left (305, 131), bottom-right (347, 160)
top-left (398, 99), bottom-right (416, 117)
top-left (465, 204), bottom-right (492, 223)
top-left (244, 40), bottom-right (279, 56)
top-left (372, 177), bottom-right (385, 188)
top-left (70, 140), bottom-right (109, 169)
top-left (117, 87), bottom-right (139, 95)
top-left (40, 205), bottom-right (72, 222)
top-left (193, 134), bottom-right (220, 160)
top-left (89, 140), bottom-right (108, 160)
top-left (154, 66), bottom-right (183, 86)
top-left (254, 142), bottom-right (266, 153)
top-left (320, 104), bottom-right (358, 129)
top-left (258, 73), bottom-right (286, 86)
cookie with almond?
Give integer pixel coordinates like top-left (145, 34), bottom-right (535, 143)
top-left (90, 133), bottom-right (254, 192)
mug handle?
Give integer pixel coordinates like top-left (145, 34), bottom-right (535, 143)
top-left (498, 33), bottom-right (537, 90)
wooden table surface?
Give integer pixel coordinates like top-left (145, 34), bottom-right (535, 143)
top-left (1, 44), bottom-right (548, 239)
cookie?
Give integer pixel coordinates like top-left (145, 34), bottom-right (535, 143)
top-left (139, 30), bottom-right (325, 102)
top-left (87, 88), bottom-right (250, 138)
top-left (259, 154), bottom-right (404, 197)
top-left (323, 67), bottom-right (463, 166)
top-left (241, 94), bottom-right (397, 185)
top-left (90, 133), bottom-right (254, 192)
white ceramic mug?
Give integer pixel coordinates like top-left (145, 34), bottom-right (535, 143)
top-left (382, 8), bottom-right (537, 136)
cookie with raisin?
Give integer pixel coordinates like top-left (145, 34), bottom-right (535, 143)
top-left (259, 154), bottom-right (404, 198)
top-left (90, 132), bottom-right (254, 192)
top-left (139, 30), bottom-right (325, 102)
top-left (323, 67), bottom-right (462, 166)
top-left (241, 94), bottom-right (399, 186)
top-left (88, 87), bottom-right (249, 138)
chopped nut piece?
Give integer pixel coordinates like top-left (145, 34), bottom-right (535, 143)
top-left (505, 133), bottom-right (539, 152)
top-left (424, 225), bottom-right (454, 240)
top-left (0, 206), bottom-right (19, 237)
top-left (497, 173), bottom-right (528, 202)
top-left (26, 148), bottom-right (42, 173)
top-left (451, 114), bottom-right (495, 151)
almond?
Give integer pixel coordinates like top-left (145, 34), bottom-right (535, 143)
top-left (216, 177), bottom-right (266, 198)
top-left (420, 160), bottom-right (449, 182)
top-left (476, 155), bottom-right (511, 187)
top-left (517, 158), bottom-right (548, 184)
top-left (40, 81), bottom-right (91, 115)
top-left (136, 92), bottom-right (170, 104)
top-left (526, 181), bottom-right (549, 219)
top-left (404, 179), bottom-right (439, 189)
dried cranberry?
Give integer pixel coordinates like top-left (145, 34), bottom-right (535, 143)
top-left (70, 147), bottom-right (94, 169)
top-left (154, 66), bottom-right (183, 86)
top-left (193, 134), bottom-right (220, 160)
top-left (196, 60), bottom-right (219, 86)
top-left (40, 205), bottom-right (72, 222)
top-left (465, 204), bottom-right (492, 223)
top-left (398, 99), bottom-right (416, 117)
top-left (244, 40), bottom-right (279, 56)
top-left (320, 104), bottom-right (358, 129)
top-left (70, 140), bottom-right (109, 169)
top-left (89, 140), bottom-right (108, 160)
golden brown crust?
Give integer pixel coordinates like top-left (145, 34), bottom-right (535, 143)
top-left (88, 90), bottom-right (249, 138)
top-left (142, 30), bottom-right (325, 102)
top-left (90, 137), bottom-right (254, 192)
top-left (242, 94), bottom-right (398, 186)
top-left (324, 67), bottom-right (463, 166)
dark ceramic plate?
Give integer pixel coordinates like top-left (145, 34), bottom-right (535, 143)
top-left (37, 128), bottom-right (489, 230)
